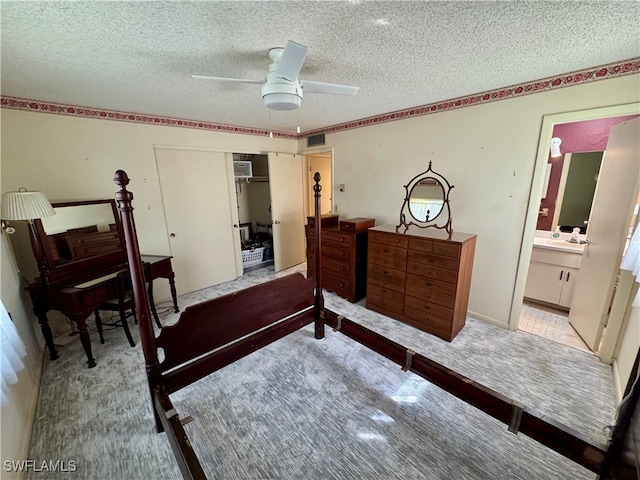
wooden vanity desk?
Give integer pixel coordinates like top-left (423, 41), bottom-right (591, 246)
top-left (366, 225), bottom-right (476, 341)
top-left (23, 198), bottom-right (179, 368)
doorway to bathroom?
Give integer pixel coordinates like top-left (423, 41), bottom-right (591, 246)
top-left (515, 107), bottom-right (640, 358)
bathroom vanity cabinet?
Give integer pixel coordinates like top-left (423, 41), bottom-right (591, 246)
top-left (524, 246), bottom-right (582, 309)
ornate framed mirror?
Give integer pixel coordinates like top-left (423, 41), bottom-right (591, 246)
top-left (396, 161), bottom-right (454, 235)
top-left (31, 199), bottom-right (127, 284)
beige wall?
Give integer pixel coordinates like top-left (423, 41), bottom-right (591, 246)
top-left (617, 303), bottom-right (639, 383)
top-left (309, 74), bottom-right (640, 328)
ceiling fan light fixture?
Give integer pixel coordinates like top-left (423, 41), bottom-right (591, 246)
top-left (262, 83), bottom-right (303, 111)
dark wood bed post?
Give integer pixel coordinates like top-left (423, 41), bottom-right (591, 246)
top-left (313, 172), bottom-right (325, 340)
top-left (113, 170), bottom-right (164, 432)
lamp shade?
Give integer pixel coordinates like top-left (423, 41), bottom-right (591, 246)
top-left (1, 188), bottom-right (56, 221)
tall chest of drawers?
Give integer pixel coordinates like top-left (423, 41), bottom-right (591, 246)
top-left (366, 224), bottom-right (476, 341)
top-left (306, 219), bottom-right (373, 302)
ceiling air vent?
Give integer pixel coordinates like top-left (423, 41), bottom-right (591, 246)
top-left (307, 133), bottom-right (325, 147)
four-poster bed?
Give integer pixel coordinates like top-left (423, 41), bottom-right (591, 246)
top-left (113, 169), bottom-right (636, 480)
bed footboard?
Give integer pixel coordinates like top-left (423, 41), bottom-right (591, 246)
top-left (157, 273), bottom-right (316, 372)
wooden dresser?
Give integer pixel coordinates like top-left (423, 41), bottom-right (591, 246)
top-left (306, 217), bottom-right (374, 302)
top-left (366, 224), bottom-right (476, 341)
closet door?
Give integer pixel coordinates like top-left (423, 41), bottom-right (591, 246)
top-left (156, 148), bottom-right (239, 294)
top-left (268, 152), bottom-right (306, 272)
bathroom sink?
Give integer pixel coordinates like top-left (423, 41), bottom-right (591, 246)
top-left (546, 239), bottom-right (585, 249)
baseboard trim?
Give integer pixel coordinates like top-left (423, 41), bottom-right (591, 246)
top-left (612, 359), bottom-right (624, 405)
top-left (468, 310), bottom-right (509, 330)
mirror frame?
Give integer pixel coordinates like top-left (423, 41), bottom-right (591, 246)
top-left (396, 161), bottom-right (454, 235)
top-left (32, 199), bottom-right (127, 285)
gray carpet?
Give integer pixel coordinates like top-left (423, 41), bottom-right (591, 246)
top-left (26, 264), bottom-right (615, 480)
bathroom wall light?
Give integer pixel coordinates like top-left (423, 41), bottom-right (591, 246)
top-left (550, 137), bottom-right (562, 157)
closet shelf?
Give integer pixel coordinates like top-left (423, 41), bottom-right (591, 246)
top-left (236, 176), bottom-right (269, 183)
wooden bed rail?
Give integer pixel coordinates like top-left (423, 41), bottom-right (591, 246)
top-left (320, 308), bottom-right (609, 475)
top-left (153, 384), bottom-right (207, 480)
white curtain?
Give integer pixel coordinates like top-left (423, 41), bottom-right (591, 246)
top-left (620, 224), bottom-right (640, 307)
top-left (0, 300), bottom-right (27, 408)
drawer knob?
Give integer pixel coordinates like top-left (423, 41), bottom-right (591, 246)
top-left (423, 304), bottom-right (431, 310)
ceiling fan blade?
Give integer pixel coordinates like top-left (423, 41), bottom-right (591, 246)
top-left (300, 80), bottom-right (359, 95)
top-left (274, 40), bottom-right (308, 82)
top-left (191, 75), bottom-right (264, 85)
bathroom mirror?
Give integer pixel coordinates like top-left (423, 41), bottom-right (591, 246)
top-left (397, 162), bottom-right (453, 235)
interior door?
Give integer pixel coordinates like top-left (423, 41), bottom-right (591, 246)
top-left (568, 118), bottom-right (640, 351)
top-left (155, 148), bottom-right (239, 295)
top-left (268, 152), bottom-right (306, 272)
top-left (307, 153), bottom-right (332, 216)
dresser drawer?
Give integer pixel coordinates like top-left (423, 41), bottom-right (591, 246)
top-left (368, 243), bottom-right (407, 269)
top-left (324, 271), bottom-right (352, 298)
top-left (407, 250), bottom-right (459, 271)
top-left (322, 243), bottom-right (352, 261)
top-left (367, 263), bottom-right (406, 293)
top-left (404, 282), bottom-right (455, 308)
top-left (367, 283), bottom-right (405, 303)
top-left (369, 231), bottom-right (409, 248)
top-left (408, 237), bottom-right (433, 253)
top-left (432, 241), bottom-right (461, 258)
top-left (404, 295), bottom-right (454, 321)
top-left (323, 257), bottom-right (352, 276)
top-left (406, 262), bottom-right (458, 284)
top-left (366, 283), bottom-right (404, 314)
top-left (406, 273), bottom-right (456, 298)
top-left (403, 306), bottom-right (453, 335)
top-left (323, 230), bottom-right (354, 247)
top-left (78, 282), bottom-right (118, 308)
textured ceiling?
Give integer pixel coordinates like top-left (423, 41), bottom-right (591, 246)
top-left (1, 1), bottom-right (639, 134)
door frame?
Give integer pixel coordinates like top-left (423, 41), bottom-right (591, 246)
top-left (509, 103), bottom-right (640, 360)
top-left (300, 147), bottom-right (334, 218)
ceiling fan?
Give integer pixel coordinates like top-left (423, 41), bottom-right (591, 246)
top-left (192, 40), bottom-right (359, 111)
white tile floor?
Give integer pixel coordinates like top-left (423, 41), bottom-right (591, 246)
top-left (518, 300), bottom-right (592, 352)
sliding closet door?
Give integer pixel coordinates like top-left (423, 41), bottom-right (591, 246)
top-left (155, 148), bottom-right (239, 295)
top-left (268, 152), bottom-right (306, 272)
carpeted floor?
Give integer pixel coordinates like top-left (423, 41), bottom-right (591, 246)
top-left (26, 263), bottom-right (616, 480)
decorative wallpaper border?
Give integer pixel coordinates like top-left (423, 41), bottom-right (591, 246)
top-left (2, 57), bottom-right (638, 140)
top-left (305, 58), bottom-right (640, 137)
top-left (0, 97), bottom-right (298, 140)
